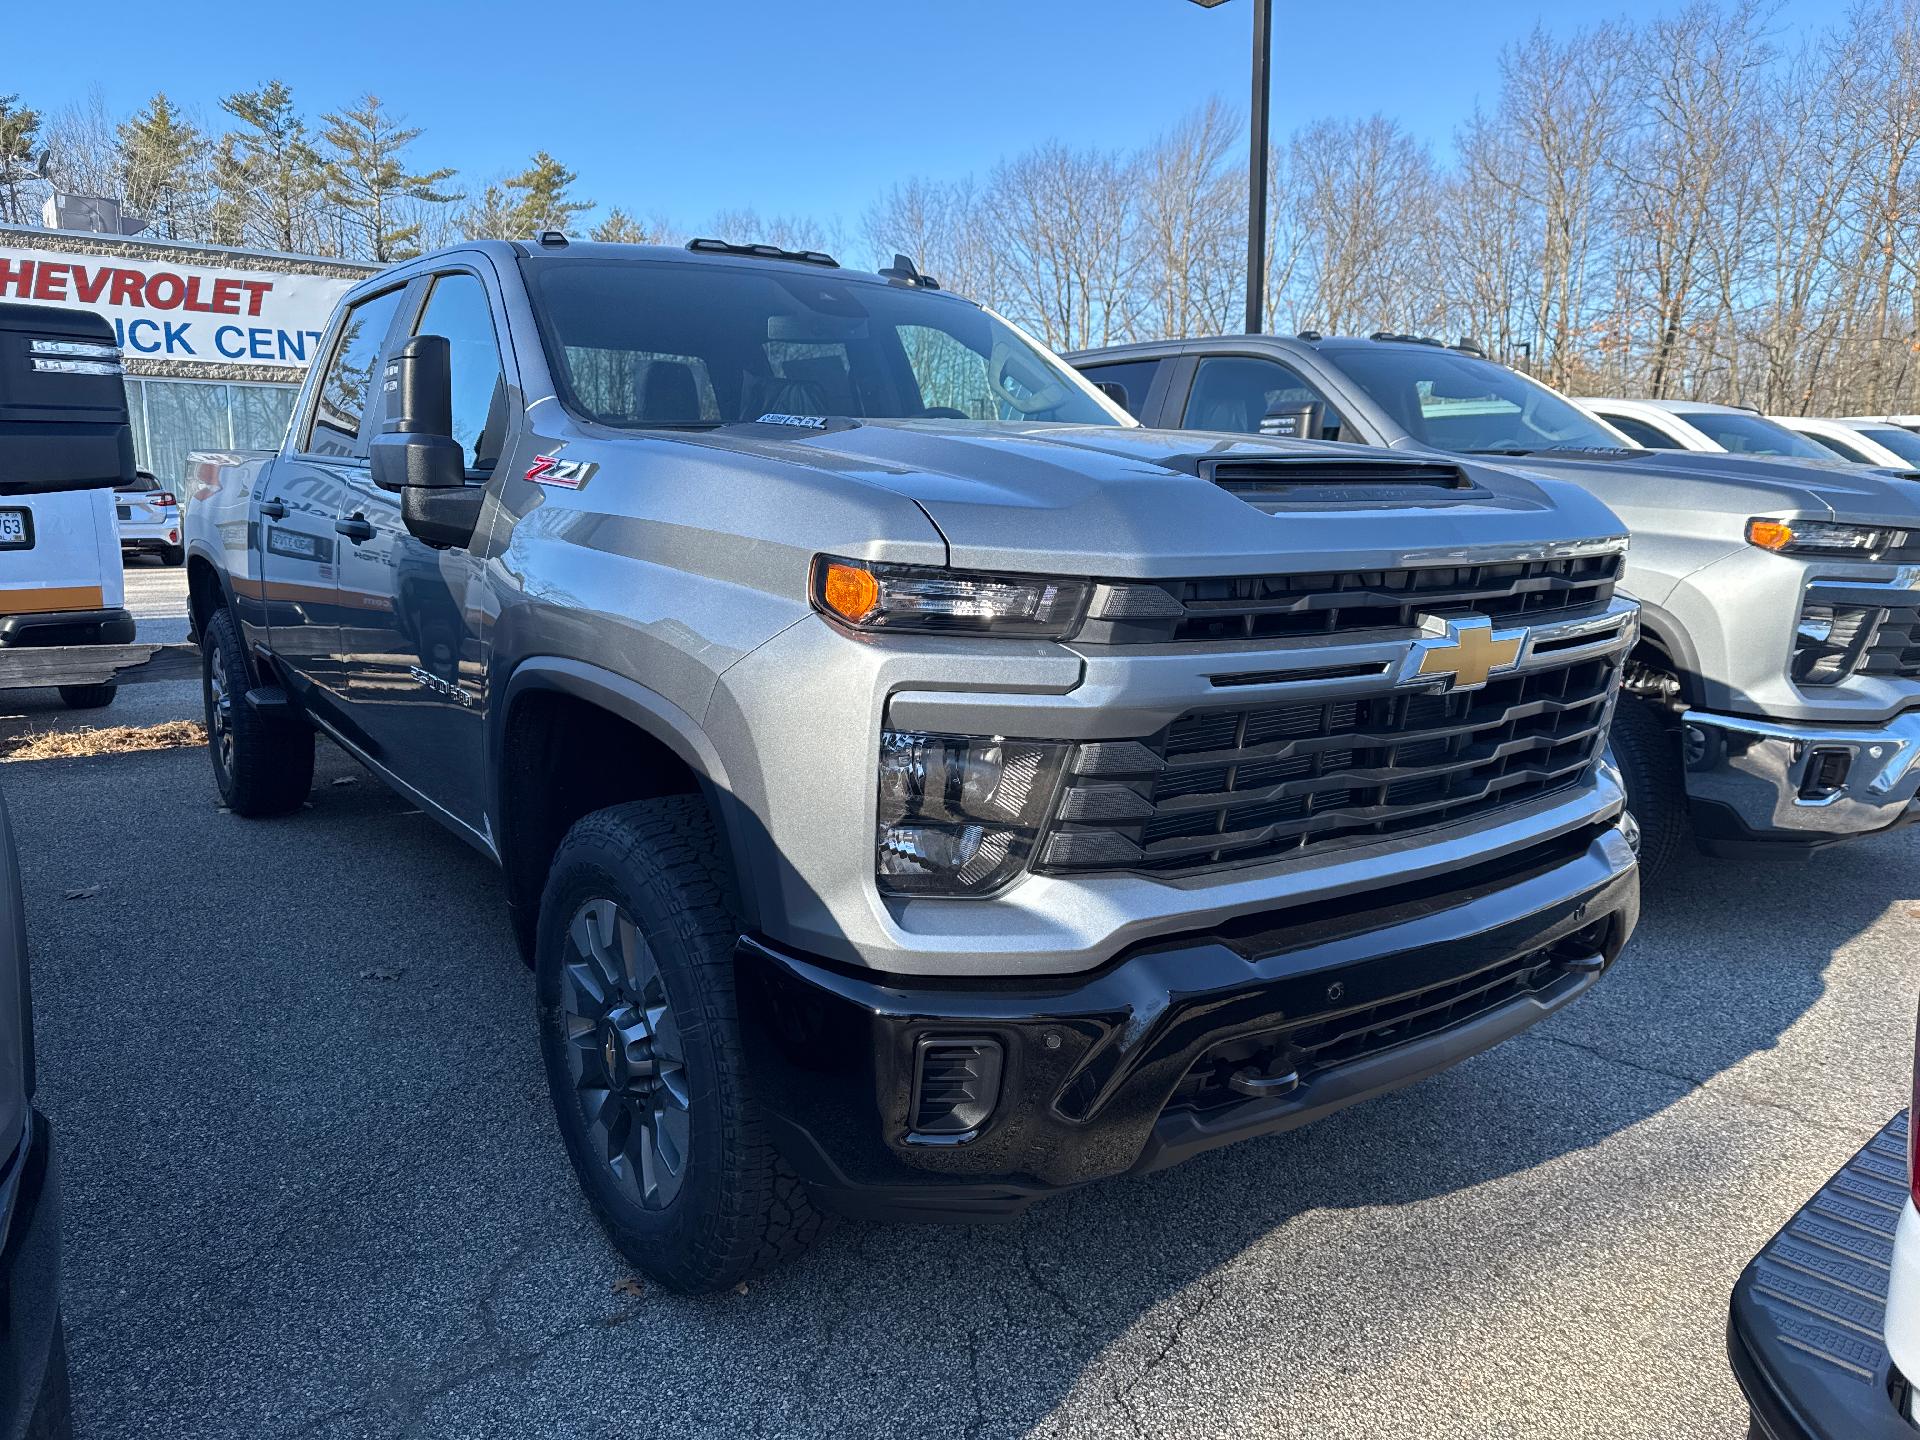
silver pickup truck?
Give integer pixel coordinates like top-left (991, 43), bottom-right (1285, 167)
top-left (1073, 334), bottom-right (1920, 877)
top-left (184, 238), bottom-right (1639, 1292)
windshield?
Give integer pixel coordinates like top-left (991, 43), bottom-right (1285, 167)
top-left (1328, 347), bottom-right (1625, 454)
top-left (525, 259), bottom-right (1127, 430)
top-left (1683, 410), bottom-right (1837, 459)
top-left (1858, 426), bottom-right (1920, 466)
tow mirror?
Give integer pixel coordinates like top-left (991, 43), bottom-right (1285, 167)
top-left (0, 302), bottom-right (136, 496)
top-left (1259, 400), bottom-right (1325, 443)
top-left (371, 335), bottom-right (483, 549)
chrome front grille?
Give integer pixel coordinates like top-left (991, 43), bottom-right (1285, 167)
top-left (1039, 652), bottom-right (1622, 876)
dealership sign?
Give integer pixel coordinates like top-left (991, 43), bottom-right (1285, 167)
top-left (0, 246), bottom-right (361, 369)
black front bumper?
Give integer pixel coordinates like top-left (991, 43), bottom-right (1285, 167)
top-left (738, 822), bottom-right (1638, 1221)
top-left (0, 608), bottom-right (135, 649)
top-left (1729, 1111), bottom-right (1916, 1440)
top-left (0, 1111), bottom-right (63, 1440)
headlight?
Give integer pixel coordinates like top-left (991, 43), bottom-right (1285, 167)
top-left (1747, 518), bottom-right (1908, 558)
top-left (875, 731), bottom-right (1067, 896)
top-left (812, 557), bottom-right (1092, 638)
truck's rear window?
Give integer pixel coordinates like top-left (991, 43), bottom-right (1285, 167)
top-left (523, 259), bottom-right (1125, 430)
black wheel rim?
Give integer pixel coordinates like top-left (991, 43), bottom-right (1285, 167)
top-left (206, 643), bottom-right (235, 778)
top-left (561, 898), bottom-right (690, 1209)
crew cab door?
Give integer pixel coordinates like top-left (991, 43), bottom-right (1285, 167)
top-left (327, 267), bottom-right (508, 832)
top-left (259, 282), bottom-right (409, 696)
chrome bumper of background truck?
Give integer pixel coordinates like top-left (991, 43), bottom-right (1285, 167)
top-left (1682, 708), bottom-right (1920, 849)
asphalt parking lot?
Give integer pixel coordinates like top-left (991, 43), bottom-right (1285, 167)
top-left (4, 560), bottom-right (1914, 1439)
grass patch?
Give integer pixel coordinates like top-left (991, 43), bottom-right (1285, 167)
top-left (0, 720), bottom-right (206, 762)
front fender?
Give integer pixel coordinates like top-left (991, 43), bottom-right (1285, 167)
top-left (493, 656), bottom-right (771, 928)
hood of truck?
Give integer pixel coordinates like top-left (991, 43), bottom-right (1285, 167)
top-left (1478, 447), bottom-right (1920, 529)
top-left (660, 419), bottom-right (1629, 576)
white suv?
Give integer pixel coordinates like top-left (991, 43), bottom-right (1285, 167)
top-left (113, 470), bottom-right (183, 566)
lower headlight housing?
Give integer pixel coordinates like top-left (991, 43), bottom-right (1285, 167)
top-left (876, 731), bottom-right (1067, 896)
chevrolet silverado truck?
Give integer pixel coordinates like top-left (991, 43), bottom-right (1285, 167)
top-left (1073, 335), bottom-right (1920, 878)
top-left (185, 238), bottom-right (1640, 1293)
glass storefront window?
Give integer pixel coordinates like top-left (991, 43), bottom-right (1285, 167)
top-left (125, 378), bottom-right (300, 487)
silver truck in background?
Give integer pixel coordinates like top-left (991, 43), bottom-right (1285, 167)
top-left (1071, 334), bottom-right (1920, 878)
top-left (185, 238), bottom-right (1640, 1292)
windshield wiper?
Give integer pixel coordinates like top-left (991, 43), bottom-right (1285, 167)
top-left (1463, 447), bottom-right (1541, 456)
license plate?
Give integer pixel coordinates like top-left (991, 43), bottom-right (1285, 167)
top-left (0, 509), bottom-right (27, 548)
top-left (116, 504), bottom-right (132, 521)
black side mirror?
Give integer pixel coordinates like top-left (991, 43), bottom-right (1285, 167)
top-left (1260, 400), bottom-right (1325, 442)
top-left (1094, 380), bottom-right (1131, 412)
top-left (371, 335), bottom-right (483, 549)
top-left (0, 302), bottom-right (135, 495)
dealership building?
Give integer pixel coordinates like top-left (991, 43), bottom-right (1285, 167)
top-left (0, 223), bottom-right (380, 487)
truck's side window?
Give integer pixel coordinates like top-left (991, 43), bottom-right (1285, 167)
top-left (1185, 356), bottom-right (1345, 441)
top-left (415, 273), bottom-right (508, 472)
top-left (1605, 414), bottom-right (1683, 449)
top-left (306, 286), bottom-right (406, 459)
top-left (1077, 359), bottom-right (1161, 419)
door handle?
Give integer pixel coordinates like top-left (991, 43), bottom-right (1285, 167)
top-left (335, 514), bottom-right (374, 542)
top-left (259, 500), bottom-right (287, 519)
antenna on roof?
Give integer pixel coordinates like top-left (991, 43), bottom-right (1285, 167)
top-left (878, 253), bottom-right (941, 290)
top-left (537, 230), bottom-right (568, 248)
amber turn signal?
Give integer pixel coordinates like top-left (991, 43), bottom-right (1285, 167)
top-left (1746, 519), bottom-right (1794, 551)
top-left (820, 561), bottom-right (881, 623)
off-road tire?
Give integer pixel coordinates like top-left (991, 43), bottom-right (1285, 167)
top-left (536, 796), bottom-right (824, 1293)
top-left (201, 607), bottom-right (313, 817)
top-left (1609, 696), bottom-right (1687, 881)
top-left (56, 683), bottom-right (115, 711)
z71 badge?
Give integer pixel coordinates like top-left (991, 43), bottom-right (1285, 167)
top-left (525, 454), bottom-right (597, 489)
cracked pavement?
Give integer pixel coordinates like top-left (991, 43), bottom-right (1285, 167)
top-left (7, 565), bottom-right (1915, 1438)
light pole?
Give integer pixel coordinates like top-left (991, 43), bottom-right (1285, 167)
top-left (1188, 0), bottom-right (1273, 334)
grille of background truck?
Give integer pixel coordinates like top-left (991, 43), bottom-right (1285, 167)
top-left (1039, 653), bottom-right (1620, 875)
top-left (1076, 552), bottom-right (1622, 645)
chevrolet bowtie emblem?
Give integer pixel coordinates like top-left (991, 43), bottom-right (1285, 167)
top-left (1403, 615), bottom-right (1527, 692)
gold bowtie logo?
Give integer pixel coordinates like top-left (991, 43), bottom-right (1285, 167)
top-left (1411, 617), bottom-right (1525, 691)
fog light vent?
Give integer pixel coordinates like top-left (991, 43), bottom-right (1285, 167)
top-left (1799, 747), bottom-right (1852, 800)
top-left (908, 1036), bottom-right (1004, 1141)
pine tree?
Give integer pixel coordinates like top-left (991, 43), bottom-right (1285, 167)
top-left (214, 81), bottom-right (322, 252)
top-left (0, 95), bottom-right (47, 226)
top-left (319, 95), bottom-right (461, 263)
top-left (506, 152), bottom-right (592, 235)
top-left (589, 207), bottom-right (672, 244)
top-left (118, 94), bottom-right (207, 240)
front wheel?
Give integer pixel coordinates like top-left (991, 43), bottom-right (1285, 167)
top-left (536, 796), bottom-right (822, 1293)
top-left (201, 607), bottom-right (313, 817)
top-left (1608, 696), bottom-right (1687, 881)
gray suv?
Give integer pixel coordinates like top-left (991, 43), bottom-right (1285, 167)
top-left (185, 241), bottom-right (1639, 1291)
top-left (1073, 334), bottom-right (1920, 877)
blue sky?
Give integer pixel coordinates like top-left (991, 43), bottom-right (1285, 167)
top-left (17, 0), bottom-right (1842, 242)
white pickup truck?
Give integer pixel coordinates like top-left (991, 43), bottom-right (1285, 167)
top-left (0, 302), bottom-right (138, 710)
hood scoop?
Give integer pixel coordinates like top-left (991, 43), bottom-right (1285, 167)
top-left (1191, 454), bottom-right (1485, 511)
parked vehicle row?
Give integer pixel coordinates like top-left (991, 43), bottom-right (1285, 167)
top-left (2, 230), bottom-right (1916, 1438)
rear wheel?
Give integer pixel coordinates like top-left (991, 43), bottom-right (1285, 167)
top-left (56, 683), bottom-right (115, 711)
top-left (202, 607), bottom-right (313, 817)
top-left (1609, 696), bottom-right (1687, 881)
top-left (161, 544), bottom-right (185, 567)
top-left (536, 796), bottom-right (822, 1293)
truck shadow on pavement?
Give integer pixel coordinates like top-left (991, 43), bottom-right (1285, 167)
top-left (8, 739), bottom-right (1901, 1439)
